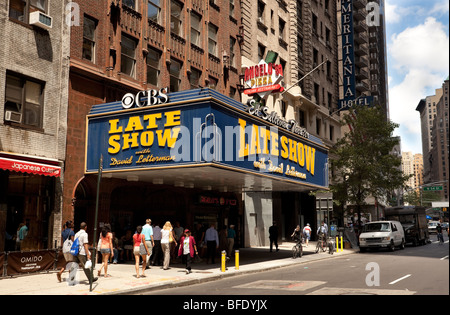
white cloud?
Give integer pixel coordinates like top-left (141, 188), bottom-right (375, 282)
top-left (385, 1), bottom-right (402, 24)
top-left (389, 17), bottom-right (449, 73)
top-left (388, 17), bottom-right (449, 153)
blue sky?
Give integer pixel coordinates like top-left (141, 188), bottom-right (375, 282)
top-left (384, 0), bottom-right (449, 155)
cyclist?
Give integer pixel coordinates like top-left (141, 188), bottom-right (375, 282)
top-left (291, 225), bottom-right (302, 258)
top-left (291, 225), bottom-right (302, 245)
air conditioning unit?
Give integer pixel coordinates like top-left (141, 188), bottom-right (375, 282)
top-left (29, 11), bottom-right (52, 30)
top-left (5, 111), bottom-right (22, 123)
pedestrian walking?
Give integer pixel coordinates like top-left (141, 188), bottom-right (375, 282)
top-left (151, 222), bottom-right (162, 266)
top-left (178, 229), bottom-right (198, 274)
top-left (142, 219), bottom-right (154, 267)
top-left (97, 224), bottom-right (114, 277)
top-left (227, 225), bottom-right (236, 258)
top-left (303, 223), bottom-right (311, 247)
top-left (73, 222), bottom-right (98, 284)
top-left (57, 220), bottom-right (75, 282)
top-left (437, 223), bottom-right (444, 244)
top-left (133, 226), bottom-right (150, 278)
top-left (161, 221), bottom-right (177, 270)
top-left (204, 224), bottom-right (219, 264)
top-left (269, 222), bottom-right (279, 252)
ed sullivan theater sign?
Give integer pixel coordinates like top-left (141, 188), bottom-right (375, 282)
top-left (85, 88), bottom-right (329, 189)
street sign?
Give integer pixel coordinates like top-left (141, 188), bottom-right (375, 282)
top-left (423, 186), bottom-right (443, 191)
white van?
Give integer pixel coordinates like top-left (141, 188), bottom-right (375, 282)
top-left (359, 221), bottom-right (405, 252)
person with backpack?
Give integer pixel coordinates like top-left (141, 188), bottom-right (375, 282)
top-left (57, 221), bottom-right (75, 282)
top-left (72, 222), bottom-right (98, 284)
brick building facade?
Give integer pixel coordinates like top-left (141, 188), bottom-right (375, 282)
top-left (63, 0), bottom-right (242, 236)
top-left (0, 0), bottom-right (70, 251)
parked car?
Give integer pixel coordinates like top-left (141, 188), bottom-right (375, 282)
top-left (385, 206), bottom-right (430, 246)
top-left (359, 221), bottom-right (405, 252)
top-left (428, 221), bottom-right (440, 234)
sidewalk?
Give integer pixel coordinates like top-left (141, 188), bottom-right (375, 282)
top-left (0, 242), bottom-right (357, 295)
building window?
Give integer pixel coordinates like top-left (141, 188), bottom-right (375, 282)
top-left (279, 18), bottom-right (286, 41)
top-left (170, 59), bottom-right (182, 92)
top-left (258, 43), bottom-right (266, 60)
top-left (146, 47), bottom-right (161, 86)
top-left (9, 0), bottom-right (47, 23)
top-left (148, 0), bottom-right (161, 24)
top-left (229, 0), bottom-right (235, 17)
top-left (123, 0), bottom-right (137, 11)
top-left (208, 76), bottom-right (218, 89)
top-left (82, 16), bottom-right (97, 63)
top-left (208, 23), bottom-right (218, 56)
top-left (281, 100), bottom-right (287, 118)
top-left (189, 68), bottom-right (202, 89)
top-left (121, 34), bottom-right (137, 78)
top-left (257, 1), bottom-right (265, 22)
top-left (230, 37), bottom-right (236, 68)
top-left (4, 72), bottom-right (44, 128)
top-left (191, 12), bottom-right (202, 47)
top-left (298, 109), bottom-right (305, 127)
top-left (171, 0), bottom-right (183, 36)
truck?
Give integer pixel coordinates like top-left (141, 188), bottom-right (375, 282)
top-left (384, 206), bottom-right (430, 246)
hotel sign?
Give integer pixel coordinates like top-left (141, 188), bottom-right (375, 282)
top-left (339, 0), bottom-right (356, 110)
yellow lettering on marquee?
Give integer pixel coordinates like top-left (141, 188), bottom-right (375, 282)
top-left (238, 118), bottom-right (249, 158)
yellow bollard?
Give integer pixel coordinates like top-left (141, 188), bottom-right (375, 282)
top-left (235, 250), bottom-right (239, 270)
top-left (221, 250), bottom-right (226, 272)
top-left (336, 236), bottom-right (339, 253)
top-left (341, 236), bottom-right (344, 252)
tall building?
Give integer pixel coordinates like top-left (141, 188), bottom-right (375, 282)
top-left (401, 152), bottom-right (424, 193)
top-left (337, 0), bottom-right (389, 118)
top-left (429, 78), bottom-right (449, 201)
top-left (416, 87), bottom-right (444, 183)
top-left (0, 0), bottom-right (70, 251)
top-left (413, 153), bottom-right (424, 193)
top-left (402, 152), bottom-right (415, 190)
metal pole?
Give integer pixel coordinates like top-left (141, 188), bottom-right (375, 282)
top-left (281, 59), bottom-right (328, 96)
top-left (235, 250), bottom-right (239, 270)
top-left (90, 155), bottom-right (103, 292)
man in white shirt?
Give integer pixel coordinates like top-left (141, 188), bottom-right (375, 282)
top-left (72, 222), bottom-right (97, 284)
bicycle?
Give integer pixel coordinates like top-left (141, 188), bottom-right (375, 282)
top-left (292, 238), bottom-right (303, 259)
top-left (315, 233), bottom-right (328, 253)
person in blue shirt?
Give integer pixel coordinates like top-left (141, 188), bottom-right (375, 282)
top-left (142, 219), bottom-right (154, 267)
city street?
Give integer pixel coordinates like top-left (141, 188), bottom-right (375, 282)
top-left (142, 240), bottom-right (449, 296)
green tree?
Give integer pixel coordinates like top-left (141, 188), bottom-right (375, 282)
top-left (330, 106), bottom-right (411, 227)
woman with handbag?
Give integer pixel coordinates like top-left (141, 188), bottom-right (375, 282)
top-left (133, 226), bottom-right (150, 278)
top-left (161, 221), bottom-right (177, 270)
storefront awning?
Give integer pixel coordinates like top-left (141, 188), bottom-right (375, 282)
top-left (0, 157), bottom-right (61, 177)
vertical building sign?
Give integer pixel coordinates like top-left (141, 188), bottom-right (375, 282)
top-left (340, 0), bottom-right (356, 109)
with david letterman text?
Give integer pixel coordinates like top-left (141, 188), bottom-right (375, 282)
top-left (183, 299), bottom-right (268, 312)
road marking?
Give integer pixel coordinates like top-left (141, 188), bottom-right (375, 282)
top-left (389, 274), bottom-right (411, 285)
top-left (440, 255), bottom-right (449, 260)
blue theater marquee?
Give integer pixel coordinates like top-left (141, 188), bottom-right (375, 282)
top-left (85, 88), bottom-right (329, 189)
